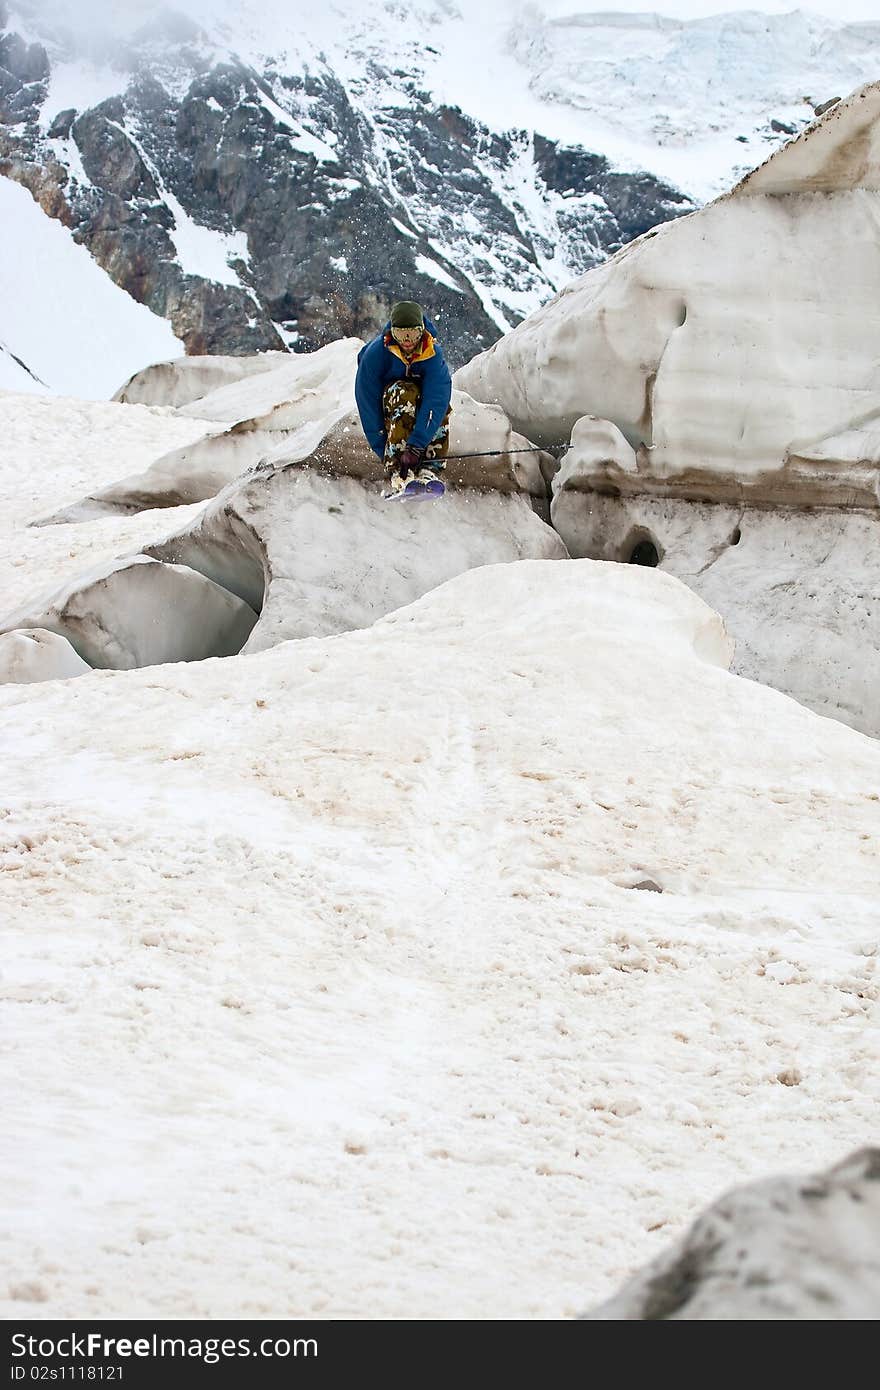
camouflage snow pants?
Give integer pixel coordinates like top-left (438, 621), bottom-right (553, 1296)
top-left (382, 379), bottom-right (451, 479)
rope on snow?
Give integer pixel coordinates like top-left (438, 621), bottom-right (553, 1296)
top-left (441, 443), bottom-right (572, 460)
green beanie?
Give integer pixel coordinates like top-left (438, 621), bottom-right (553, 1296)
top-left (390, 300), bottom-right (424, 328)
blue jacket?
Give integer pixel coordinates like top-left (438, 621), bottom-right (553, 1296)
top-left (355, 317), bottom-right (452, 457)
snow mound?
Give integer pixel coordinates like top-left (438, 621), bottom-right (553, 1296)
top-left (552, 486), bottom-right (880, 738)
top-left (0, 382), bottom-right (561, 679)
top-left (0, 555), bottom-right (258, 671)
top-left (56, 341), bottom-right (363, 515)
top-left (456, 84), bottom-right (880, 735)
top-left (174, 339), bottom-right (362, 425)
top-left (455, 81), bottom-right (880, 504)
top-left (145, 465), bottom-right (566, 652)
top-left (0, 628), bottom-right (90, 684)
top-left (584, 1146), bottom-right (880, 1320)
top-left (0, 393), bottom-right (218, 626)
top-left (1, 557), bottom-right (878, 1318)
top-left (734, 82), bottom-right (880, 195)
top-left (113, 351), bottom-right (292, 408)
top-left (43, 341), bottom-right (553, 518)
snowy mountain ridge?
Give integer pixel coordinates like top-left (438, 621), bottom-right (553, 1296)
top-left (20, 2), bottom-right (880, 197)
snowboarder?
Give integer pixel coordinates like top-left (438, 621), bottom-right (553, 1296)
top-left (354, 301), bottom-right (452, 496)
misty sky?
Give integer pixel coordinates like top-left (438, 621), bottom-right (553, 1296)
top-left (22, 0), bottom-right (880, 27)
top-left (536, 0), bottom-right (880, 14)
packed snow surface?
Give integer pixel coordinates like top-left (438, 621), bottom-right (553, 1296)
top-left (0, 628), bottom-right (90, 685)
top-left (0, 177), bottom-right (184, 399)
top-left (0, 393), bottom-right (216, 613)
top-left (1, 387), bottom-right (878, 1316)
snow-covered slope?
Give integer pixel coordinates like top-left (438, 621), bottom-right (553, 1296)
top-left (0, 340), bottom-right (43, 392)
top-left (0, 387), bottom-right (878, 1319)
top-left (0, 176), bottom-right (183, 398)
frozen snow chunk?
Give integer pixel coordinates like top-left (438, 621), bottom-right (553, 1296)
top-left (456, 80), bottom-right (880, 508)
top-left (583, 1147), bottom-right (880, 1320)
top-left (175, 337), bottom-right (362, 425)
top-left (0, 556), bottom-right (258, 670)
top-left (0, 628), bottom-right (91, 684)
top-left (786, 418), bottom-right (880, 481)
top-left (65, 341), bottom-right (363, 515)
top-left (145, 465), bottom-right (567, 652)
top-left (113, 351), bottom-right (292, 407)
top-left (554, 415), bottom-right (640, 493)
top-left (549, 490), bottom-right (880, 736)
top-left (266, 392), bottom-right (553, 498)
top-left (51, 356), bottom-right (553, 518)
top-left (733, 82), bottom-right (880, 196)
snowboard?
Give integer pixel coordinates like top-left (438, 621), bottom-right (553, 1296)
top-left (382, 478), bottom-right (445, 501)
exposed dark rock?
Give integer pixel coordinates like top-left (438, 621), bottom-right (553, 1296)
top-left (0, 28), bottom-right (48, 126)
top-left (0, 340), bottom-right (46, 387)
top-left (0, 32), bottom-right (49, 85)
top-left (770, 118), bottom-right (796, 134)
top-left (0, 148), bottom-right (73, 222)
top-left (533, 134), bottom-right (694, 251)
top-left (158, 66), bottom-right (501, 361)
top-left (47, 108), bottom-right (76, 139)
top-left (73, 101), bottom-right (159, 200)
top-left (583, 1148), bottom-right (880, 1319)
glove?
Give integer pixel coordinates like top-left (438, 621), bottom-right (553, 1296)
top-left (399, 444), bottom-right (425, 473)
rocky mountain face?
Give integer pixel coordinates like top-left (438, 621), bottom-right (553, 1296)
top-left (0, 1), bottom-right (694, 366)
top-left (5, 1), bottom-right (875, 369)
